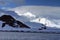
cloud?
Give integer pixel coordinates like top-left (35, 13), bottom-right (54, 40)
top-left (12, 0), bottom-right (25, 5)
top-left (0, 0), bottom-right (25, 8)
top-left (10, 6), bottom-right (60, 20)
top-left (6, 0), bottom-right (25, 6)
top-left (0, 0), bottom-right (8, 6)
top-left (18, 12), bottom-right (36, 18)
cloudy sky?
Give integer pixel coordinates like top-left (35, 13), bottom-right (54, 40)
top-left (0, 0), bottom-right (60, 23)
top-left (0, 0), bottom-right (60, 8)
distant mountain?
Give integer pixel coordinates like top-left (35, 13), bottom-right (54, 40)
top-left (0, 9), bottom-right (47, 30)
top-left (0, 9), bottom-right (59, 28)
top-left (0, 9), bottom-right (60, 33)
top-left (0, 9), bottom-right (31, 22)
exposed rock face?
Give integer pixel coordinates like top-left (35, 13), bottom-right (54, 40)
top-left (0, 15), bottom-right (30, 28)
top-left (16, 20), bottom-right (30, 28)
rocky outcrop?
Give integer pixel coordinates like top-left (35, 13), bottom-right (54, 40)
top-left (0, 15), bottom-right (30, 28)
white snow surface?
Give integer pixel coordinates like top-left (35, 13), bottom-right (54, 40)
top-left (0, 21), bottom-right (60, 33)
top-left (0, 9), bottom-right (60, 32)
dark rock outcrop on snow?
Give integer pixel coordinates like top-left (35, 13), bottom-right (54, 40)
top-left (0, 15), bottom-right (30, 28)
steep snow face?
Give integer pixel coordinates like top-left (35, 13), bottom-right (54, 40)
top-left (30, 18), bottom-right (60, 28)
top-left (24, 22), bottom-right (45, 28)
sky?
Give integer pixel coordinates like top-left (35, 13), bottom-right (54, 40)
top-left (0, 0), bottom-right (60, 8)
top-left (0, 0), bottom-right (60, 24)
top-left (0, 0), bottom-right (60, 18)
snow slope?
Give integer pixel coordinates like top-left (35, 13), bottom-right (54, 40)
top-left (0, 9), bottom-right (60, 33)
top-left (30, 17), bottom-right (60, 28)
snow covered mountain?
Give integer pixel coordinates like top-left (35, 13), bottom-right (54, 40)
top-left (30, 18), bottom-right (59, 28)
top-left (0, 9), bottom-right (60, 33)
top-left (0, 9), bottom-right (32, 22)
